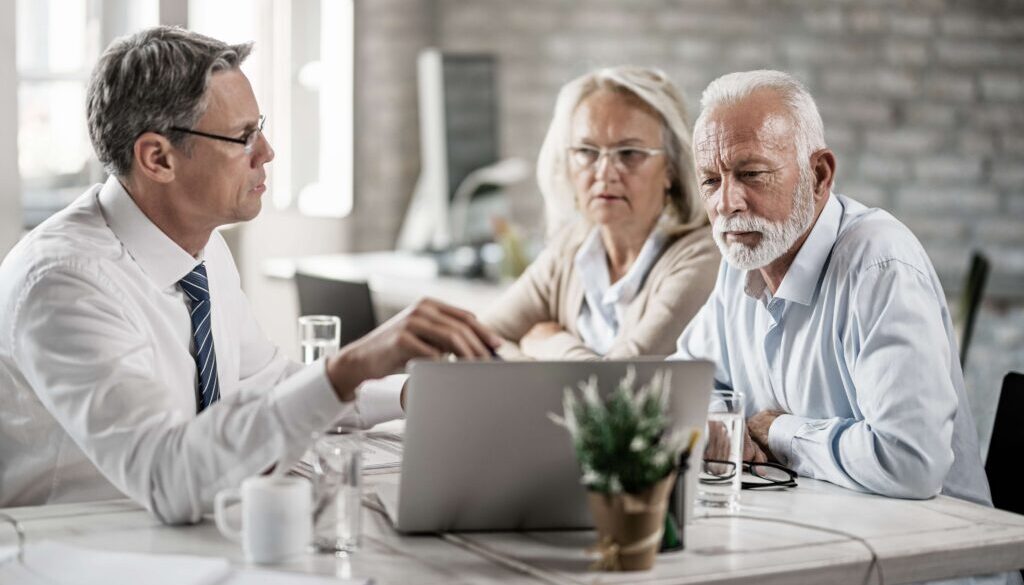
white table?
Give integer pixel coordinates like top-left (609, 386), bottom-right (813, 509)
top-left (264, 251), bottom-right (508, 316)
top-left (3, 470), bottom-right (1022, 585)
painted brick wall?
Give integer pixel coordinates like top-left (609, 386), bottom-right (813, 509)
top-left (353, 0), bottom-right (1024, 300)
top-left (351, 0), bottom-right (436, 248)
top-left (350, 1), bottom-right (1024, 442)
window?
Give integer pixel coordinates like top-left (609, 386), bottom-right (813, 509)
top-left (13, 0), bottom-right (354, 228)
top-left (15, 0), bottom-right (158, 228)
top-left (191, 0), bottom-right (354, 217)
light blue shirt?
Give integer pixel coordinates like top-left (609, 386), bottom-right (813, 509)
top-left (673, 193), bottom-right (992, 507)
top-left (575, 226), bottom-right (666, 354)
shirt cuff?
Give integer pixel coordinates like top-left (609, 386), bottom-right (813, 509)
top-left (269, 360), bottom-right (352, 440)
top-left (353, 374), bottom-right (406, 428)
top-left (767, 414), bottom-right (815, 466)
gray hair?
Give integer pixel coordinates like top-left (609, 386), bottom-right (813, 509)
top-left (86, 26), bottom-right (253, 177)
top-left (536, 66), bottom-right (706, 238)
top-left (695, 70), bottom-right (826, 162)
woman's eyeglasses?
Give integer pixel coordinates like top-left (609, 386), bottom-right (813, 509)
top-left (700, 459), bottom-right (798, 490)
top-left (567, 145), bottom-right (664, 174)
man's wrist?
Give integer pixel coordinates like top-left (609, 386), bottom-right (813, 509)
top-left (325, 347), bottom-right (365, 403)
top-left (767, 414), bottom-right (805, 466)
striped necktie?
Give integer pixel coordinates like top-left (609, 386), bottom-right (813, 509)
top-left (179, 262), bottom-right (221, 413)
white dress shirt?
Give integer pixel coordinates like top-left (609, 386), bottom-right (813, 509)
top-left (0, 177), bottom-right (403, 523)
top-left (574, 226), bottom-right (667, 354)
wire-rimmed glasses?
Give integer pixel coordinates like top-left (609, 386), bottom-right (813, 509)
top-left (700, 459), bottom-right (798, 490)
top-left (170, 114), bottom-right (266, 155)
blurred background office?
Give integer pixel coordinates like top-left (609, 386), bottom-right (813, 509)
top-left (1, 0), bottom-right (1021, 452)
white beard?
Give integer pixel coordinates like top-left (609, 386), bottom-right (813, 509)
top-left (712, 167), bottom-right (816, 271)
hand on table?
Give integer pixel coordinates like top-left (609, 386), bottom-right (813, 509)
top-left (326, 297), bottom-right (502, 403)
top-left (519, 321), bottom-right (564, 356)
top-left (746, 409), bottom-right (786, 463)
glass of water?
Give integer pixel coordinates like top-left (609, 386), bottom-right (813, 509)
top-left (697, 390), bottom-right (745, 512)
top-left (298, 315), bottom-right (341, 364)
top-left (310, 431), bottom-right (363, 554)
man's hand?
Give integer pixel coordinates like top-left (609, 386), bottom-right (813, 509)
top-left (325, 298), bottom-right (502, 402)
top-left (704, 419), bottom-right (769, 469)
top-left (520, 321), bottom-right (563, 355)
top-left (747, 409), bottom-right (785, 462)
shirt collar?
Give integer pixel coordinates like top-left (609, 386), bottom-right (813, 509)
top-left (574, 222), bottom-right (668, 307)
top-left (744, 193), bottom-right (843, 306)
top-left (98, 176), bottom-right (203, 290)
top-left (574, 228), bottom-right (611, 301)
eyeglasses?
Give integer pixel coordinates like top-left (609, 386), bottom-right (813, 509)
top-left (700, 459), bottom-right (798, 490)
top-left (170, 114), bottom-right (266, 155)
top-left (567, 145), bottom-right (664, 174)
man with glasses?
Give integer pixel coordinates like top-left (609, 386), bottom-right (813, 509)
top-left (0, 26), bottom-right (500, 523)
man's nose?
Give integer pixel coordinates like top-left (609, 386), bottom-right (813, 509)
top-left (253, 132), bottom-right (274, 166)
top-left (716, 177), bottom-right (747, 216)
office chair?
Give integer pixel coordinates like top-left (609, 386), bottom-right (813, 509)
top-left (956, 251), bottom-right (990, 368)
top-left (294, 272), bottom-right (378, 348)
top-left (986, 372), bottom-right (1023, 517)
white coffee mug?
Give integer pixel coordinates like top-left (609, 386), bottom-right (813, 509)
top-left (214, 476), bottom-right (312, 564)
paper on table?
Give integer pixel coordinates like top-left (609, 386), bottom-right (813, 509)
top-left (362, 432), bottom-right (403, 470)
top-left (0, 542), bottom-right (370, 585)
top-left (0, 540), bottom-right (231, 585)
top-left (223, 568), bottom-right (369, 585)
top-left (291, 431), bottom-right (403, 480)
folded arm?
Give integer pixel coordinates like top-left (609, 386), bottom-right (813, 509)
top-left (764, 261), bottom-right (957, 499)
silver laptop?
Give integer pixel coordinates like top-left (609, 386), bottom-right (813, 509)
top-left (380, 359), bottom-right (714, 533)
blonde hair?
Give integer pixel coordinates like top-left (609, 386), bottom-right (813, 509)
top-left (536, 66), bottom-right (706, 238)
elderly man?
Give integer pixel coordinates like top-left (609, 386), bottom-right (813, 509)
top-left (674, 70), bottom-right (991, 506)
top-left (675, 71), bottom-right (1019, 585)
top-left (0, 27), bottom-right (499, 523)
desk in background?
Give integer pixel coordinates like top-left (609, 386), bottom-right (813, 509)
top-left (264, 251), bottom-right (508, 318)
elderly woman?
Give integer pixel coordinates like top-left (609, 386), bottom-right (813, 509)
top-left (484, 67), bottom-right (720, 359)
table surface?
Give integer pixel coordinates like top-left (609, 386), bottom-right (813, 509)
top-left (3, 467), bottom-right (1023, 585)
top-left (264, 251), bottom-right (508, 316)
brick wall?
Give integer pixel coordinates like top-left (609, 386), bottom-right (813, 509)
top-left (351, 0), bottom-right (436, 249)
top-left (348, 1), bottom-right (1024, 441)
top-left (353, 0), bottom-right (1024, 300)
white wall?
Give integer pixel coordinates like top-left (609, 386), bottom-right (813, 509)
top-left (0, 0), bottom-right (21, 257)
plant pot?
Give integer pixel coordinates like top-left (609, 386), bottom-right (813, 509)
top-left (586, 471), bottom-right (677, 571)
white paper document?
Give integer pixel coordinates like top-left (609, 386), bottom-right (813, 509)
top-left (0, 541), bottom-right (231, 585)
top-left (292, 430), bottom-right (403, 480)
top-left (0, 541), bottom-right (369, 585)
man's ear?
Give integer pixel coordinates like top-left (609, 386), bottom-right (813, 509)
top-left (810, 148), bottom-right (836, 202)
top-left (132, 132), bottom-right (178, 184)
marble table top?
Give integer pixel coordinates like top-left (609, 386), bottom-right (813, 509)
top-left (3, 470), bottom-right (1023, 585)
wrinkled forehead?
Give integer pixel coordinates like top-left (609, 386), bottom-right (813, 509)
top-left (694, 101), bottom-right (797, 169)
top-left (571, 88), bottom-right (663, 142)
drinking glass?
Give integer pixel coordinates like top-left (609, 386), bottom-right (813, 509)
top-left (310, 432), bottom-right (363, 554)
top-left (696, 390), bottom-right (745, 511)
top-left (298, 315), bottom-right (341, 364)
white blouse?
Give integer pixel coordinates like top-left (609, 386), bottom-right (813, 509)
top-left (573, 225), bottom-right (667, 355)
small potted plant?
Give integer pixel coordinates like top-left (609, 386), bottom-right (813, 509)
top-left (550, 368), bottom-right (696, 571)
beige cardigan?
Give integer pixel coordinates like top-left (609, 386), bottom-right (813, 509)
top-left (482, 222), bottom-right (721, 360)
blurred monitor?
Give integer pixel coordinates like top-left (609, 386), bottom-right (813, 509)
top-left (397, 49), bottom-right (505, 251)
